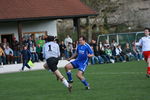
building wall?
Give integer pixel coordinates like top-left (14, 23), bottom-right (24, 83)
top-left (0, 20), bottom-right (57, 42)
top-left (22, 20), bottom-right (57, 36)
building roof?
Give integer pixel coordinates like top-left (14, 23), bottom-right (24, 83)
top-left (0, 0), bottom-right (97, 22)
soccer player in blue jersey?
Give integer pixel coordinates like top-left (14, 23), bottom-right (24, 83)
top-left (65, 36), bottom-right (94, 90)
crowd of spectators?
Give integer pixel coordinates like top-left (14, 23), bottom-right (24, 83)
top-left (0, 34), bottom-right (143, 66)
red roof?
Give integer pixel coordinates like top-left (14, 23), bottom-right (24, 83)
top-left (0, 0), bottom-right (97, 22)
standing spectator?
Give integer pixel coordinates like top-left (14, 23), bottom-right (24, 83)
top-left (59, 41), bottom-right (66, 59)
top-left (12, 36), bottom-right (20, 63)
top-left (21, 45), bottom-right (31, 71)
top-left (36, 36), bottom-right (45, 47)
top-left (0, 46), bottom-right (6, 65)
top-left (72, 41), bottom-right (77, 55)
top-left (64, 35), bottom-right (73, 58)
top-left (64, 35), bottom-right (73, 46)
top-left (36, 44), bottom-right (43, 61)
top-left (2, 38), bottom-right (9, 49)
top-left (4, 45), bottom-right (14, 64)
top-left (27, 36), bottom-right (35, 50)
top-left (30, 45), bottom-right (38, 62)
top-left (66, 42), bottom-right (73, 58)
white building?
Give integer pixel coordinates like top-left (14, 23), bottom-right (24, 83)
top-left (0, 0), bottom-right (97, 45)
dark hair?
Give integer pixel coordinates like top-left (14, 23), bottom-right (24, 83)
top-left (47, 36), bottom-right (55, 42)
top-left (144, 28), bottom-right (150, 32)
top-left (79, 36), bottom-right (86, 41)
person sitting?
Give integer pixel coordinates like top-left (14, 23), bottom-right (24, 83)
top-left (4, 45), bottom-right (14, 64)
top-left (91, 46), bottom-right (104, 65)
top-left (0, 45), bottom-right (6, 65)
top-left (30, 45), bottom-right (38, 62)
top-left (104, 45), bottom-right (115, 63)
top-left (123, 43), bottom-right (134, 61)
top-left (115, 44), bottom-right (126, 62)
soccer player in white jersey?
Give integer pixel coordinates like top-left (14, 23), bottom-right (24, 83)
top-left (136, 28), bottom-right (150, 78)
top-left (43, 36), bottom-right (72, 92)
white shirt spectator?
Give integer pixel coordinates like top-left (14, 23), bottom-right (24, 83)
top-left (115, 47), bottom-right (122, 56)
top-left (64, 36), bottom-right (73, 46)
top-left (5, 48), bottom-right (13, 55)
top-left (30, 46), bottom-right (36, 53)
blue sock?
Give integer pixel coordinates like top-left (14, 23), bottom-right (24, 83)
top-left (66, 72), bottom-right (73, 81)
top-left (81, 79), bottom-right (89, 87)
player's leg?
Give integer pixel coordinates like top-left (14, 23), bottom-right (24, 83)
top-left (54, 70), bottom-right (71, 88)
top-left (65, 63), bottom-right (74, 83)
top-left (43, 63), bottom-right (59, 80)
top-left (76, 70), bottom-right (90, 90)
top-left (43, 63), bottom-right (51, 72)
top-left (143, 51), bottom-right (150, 78)
top-left (46, 58), bottom-right (72, 92)
top-left (146, 57), bottom-right (150, 77)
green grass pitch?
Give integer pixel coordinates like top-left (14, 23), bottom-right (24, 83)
top-left (0, 61), bottom-right (150, 100)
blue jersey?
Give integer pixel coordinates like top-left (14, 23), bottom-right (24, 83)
top-left (71, 43), bottom-right (93, 72)
top-left (76, 43), bottom-right (93, 62)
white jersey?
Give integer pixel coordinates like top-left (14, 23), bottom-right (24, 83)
top-left (137, 36), bottom-right (150, 52)
top-left (43, 42), bottom-right (60, 60)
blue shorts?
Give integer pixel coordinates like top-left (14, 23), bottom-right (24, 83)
top-left (71, 60), bottom-right (88, 72)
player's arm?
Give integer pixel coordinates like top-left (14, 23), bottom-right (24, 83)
top-left (135, 38), bottom-right (142, 46)
top-left (88, 54), bottom-right (94, 57)
top-left (67, 52), bottom-right (77, 61)
top-left (87, 44), bottom-right (94, 58)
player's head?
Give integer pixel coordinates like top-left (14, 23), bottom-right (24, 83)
top-left (144, 28), bottom-right (150, 36)
top-left (79, 36), bottom-right (86, 45)
top-left (47, 36), bottom-right (55, 42)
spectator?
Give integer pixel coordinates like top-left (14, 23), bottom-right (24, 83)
top-left (36, 44), bottom-right (43, 61)
top-left (66, 42), bottom-right (73, 58)
top-left (4, 45), bottom-right (14, 64)
top-left (72, 41), bottom-right (77, 55)
top-left (64, 35), bottom-right (73, 58)
top-left (64, 35), bottom-right (73, 46)
top-left (59, 41), bottom-right (66, 59)
top-left (0, 46), bottom-right (6, 65)
top-left (98, 44), bottom-right (110, 63)
top-left (91, 46), bottom-right (104, 64)
top-left (104, 45), bottom-right (115, 63)
top-left (132, 42), bottom-right (143, 61)
top-left (90, 40), bottom-right (104, 64)
top-left (30, 45), bottom-right (38, 62)
top-left (21, 45), bottom-right (31, 71)
top-left (36, 36), bottom-right (45, 47)
top-left (27, 36), bottom-right (35, 50)
top-left (12, 36), bottom-right (20, 63)
top-left (2, 38), bottom-right (9, 49)
top-left (111, 39), bottom-right (118, 48)
top-left (123, 43), bottom-right (134, 61)
top-left (115, 45), bottom-right (126, 62)
top-left (103, 40), bottom-right (110, 47)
